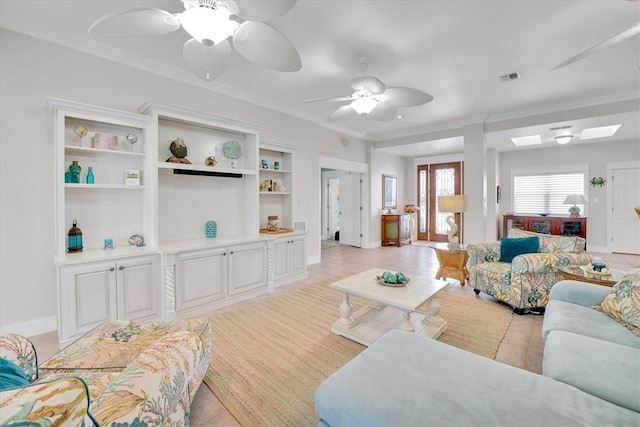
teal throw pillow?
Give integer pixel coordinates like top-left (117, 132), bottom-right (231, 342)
top-left (500, 236), bottom-right (539, 263)
top-left (0, 357), bottom-right (29, 390)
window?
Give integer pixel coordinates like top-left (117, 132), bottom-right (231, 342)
top-left (512, 166), bottom-right (587, 216)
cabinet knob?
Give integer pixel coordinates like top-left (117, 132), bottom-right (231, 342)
top-left (230, 251), bottom-right (234, 255)
top-left (109, 267), bottom-right (115, 272)
top-left (119, 266), bottom-right (124, 270)
top-left (223, 252), bottom-right (227, 256)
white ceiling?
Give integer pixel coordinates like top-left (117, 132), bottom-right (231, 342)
top-left (2, 0), bottom-right (639, 157)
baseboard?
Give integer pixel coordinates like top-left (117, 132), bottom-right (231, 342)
top-left (0, 316), bottom-right (57, 337)
top-left (307, 255), bottom-right (321, 265)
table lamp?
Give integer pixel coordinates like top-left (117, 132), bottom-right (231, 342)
top-left (438, 195), bottom-right (465, 249)
top-left (563, 194), bottom-right (587, 217)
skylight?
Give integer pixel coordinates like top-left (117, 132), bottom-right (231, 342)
top-left (511, 135), bottom-right (542, 147)
top-left (580, 124), bottom-right (621, 140)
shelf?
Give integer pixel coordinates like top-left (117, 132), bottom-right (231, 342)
top-left (259, 169), bottom-right (292, 174)
top-left (259, 191), bottom-right (291, 195)
top-left (65, 184), bottom-right (145, 190)
top-left (158, 161), bottom-right (256, 176)
top-left (65, 145), bottom-right (145, 158)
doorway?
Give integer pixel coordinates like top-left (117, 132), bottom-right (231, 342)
top-left (321, 169), bottom-right (363, 248)
top-left (417, 162), bottom-right (463, 242)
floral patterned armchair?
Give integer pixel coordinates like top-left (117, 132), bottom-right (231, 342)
top-left (1, 318), bottom-right (211, 427)
top-left (467, 229), bottom-right (592, 314)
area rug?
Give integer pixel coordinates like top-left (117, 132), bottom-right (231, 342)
top-left (204, 281), bottom-right (512, 426)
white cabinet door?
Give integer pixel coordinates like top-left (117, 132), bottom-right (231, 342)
top-left (290, 235), bottom-right (307, 276)
top-left (59, 261), bottom-right (117, 341)
top-left (228, 242), bottom-right (267, 296)
top-left (116, 255), bottom-right (160, 320)
top-left (272, 235), bottom-right (307, 286)
top-left (272, 238), bottom-right (291, 282)
top-left (176, 247), bottom-right (226, 312)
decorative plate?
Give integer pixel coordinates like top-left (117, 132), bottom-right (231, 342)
top-left (222, 140), bottom-right (242, 159)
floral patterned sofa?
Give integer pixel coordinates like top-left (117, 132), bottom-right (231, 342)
top-left (0, 318), bottom-right (211, 426)
top-left (467, 229), bottom-right (592, 314)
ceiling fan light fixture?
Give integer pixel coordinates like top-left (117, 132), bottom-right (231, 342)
top-left (351, 97), bottom-right (378, 115)
top-left (555, 135), bottom-right (573, 144)
top-left (179, 5), bottom-right (239, 46)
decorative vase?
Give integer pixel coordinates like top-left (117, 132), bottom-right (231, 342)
top-left (69, 161), bottom-right (81, 184)
top-left (86, 166), bottom-right (95, 184)
top-left (205, 220), bottom-right (217, 238)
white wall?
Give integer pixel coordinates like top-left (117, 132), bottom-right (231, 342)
top-left (0, 29), bottom-right (369, 332)
top-left (369, 147), bottom-right (409, 246)
top-left (499, 140), bottom-right (639, 247)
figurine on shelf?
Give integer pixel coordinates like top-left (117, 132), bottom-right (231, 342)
top-left (166, 138), bottom-right (191, 164)
top-left (205, 156), bottom-right (217, 166)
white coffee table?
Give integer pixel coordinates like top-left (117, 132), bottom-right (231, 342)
top-left (330, 268), bottom-right (449, 346)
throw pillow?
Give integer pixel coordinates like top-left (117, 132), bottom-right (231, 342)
top-left (596, 268), bottom-right (640, 336)
top-left (0, 357), bottom-right (30, 390)
top-left (500, 236), bottom-right (539, 263)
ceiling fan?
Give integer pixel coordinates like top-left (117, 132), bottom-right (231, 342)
top-left (303, 58), bottom-right (433, 122)
top-left (89, 0), bottom-right (301, 81)
top-left (553, 0), bottom-right (640, 69)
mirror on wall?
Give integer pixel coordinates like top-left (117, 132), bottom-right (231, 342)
top-left (382, 174), bottom-right (397, 211)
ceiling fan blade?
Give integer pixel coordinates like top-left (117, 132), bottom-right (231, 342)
top-left (222, 0), bottom-right (297, 22)
top-left (350, 76), bottom-right (386, 94)
top-left (233, 22), bottom-right (301, 71)
top-left (553, 21), bottom-right (640, 69)
top-left (384, 87), bottom-right (434, 107)
top-left (368, 102), bottom-right (398, 122)
top-left (328, 105), bottom-right (356, 122)
top-left (89, 8), bottom-right (181, 38)
top-left (183, 39), bottom-right (231, 81)
top-left (302, 96), bottom-right (354, 103)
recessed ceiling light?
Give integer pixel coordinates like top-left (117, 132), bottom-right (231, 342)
top-left (511, 135), bottom-right (542, 147)
top-left (397, 115), bottom-right (404, 119)
top-left (580, 124), bottom-right (622, 140)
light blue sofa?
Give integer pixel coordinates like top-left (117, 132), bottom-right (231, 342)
top-left (542, 280), bottom-right (640, 414)
top-left (315, 279), bottom-right (640, 426)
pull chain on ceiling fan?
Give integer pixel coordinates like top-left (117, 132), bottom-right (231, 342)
top-left (89, 0), bottom-right (301, 81)
top-left (303, 57), bottom-right (433, 122)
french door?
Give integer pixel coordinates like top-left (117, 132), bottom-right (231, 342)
top-left (417, 162), bottom-right (463, 242)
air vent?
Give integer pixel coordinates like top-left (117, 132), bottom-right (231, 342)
top-left (498, 72), bottom-right (520, 82)
top-left (549, 125), bottom-right (573, 131)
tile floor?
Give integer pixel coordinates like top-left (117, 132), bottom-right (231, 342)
top-left (28, 244), bottom-right (639, 426)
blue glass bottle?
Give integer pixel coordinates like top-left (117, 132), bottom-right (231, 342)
top-left (69, 161), bottom-right (81, 184)
top-left (86, 167), bottom-right (95, 184)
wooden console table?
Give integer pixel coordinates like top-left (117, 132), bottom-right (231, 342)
top-left (503, 214), bottom-right (587, 241)
top-left (381, 214), bottom-right (411, 246)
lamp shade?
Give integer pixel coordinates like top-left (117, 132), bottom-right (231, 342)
top-left (351, 97), bottom-right (378, 114)
top-left (438, 195), bottom-right (465, 213)
top-left (563, 194), bottom-right (587, 205)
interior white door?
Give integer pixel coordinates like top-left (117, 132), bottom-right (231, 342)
top-left (339, 172), bottom-right (362, 247)
top-left (328, 178), bottom-right (340, 237)
top-left (611, 167), bottom-right (640, 254)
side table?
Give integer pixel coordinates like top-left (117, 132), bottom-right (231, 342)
top-left (429, 243), bottom-right (469, 286)
top-left (556, 265), bottom-right (623, 287)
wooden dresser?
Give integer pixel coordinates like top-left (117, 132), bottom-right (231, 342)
top-left (503, 214), bottom-right (587, 241)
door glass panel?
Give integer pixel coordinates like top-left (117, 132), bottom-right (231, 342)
top-left (435, 168), bottom-right (455, 234)
top-left (419, 169), bottom-right (427, 233)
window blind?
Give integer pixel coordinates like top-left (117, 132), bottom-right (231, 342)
top-left (513, 173), bottom-right (585, 215)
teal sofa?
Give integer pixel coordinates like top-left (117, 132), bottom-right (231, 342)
top-left (315, 276), bottom-right (640, 426)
